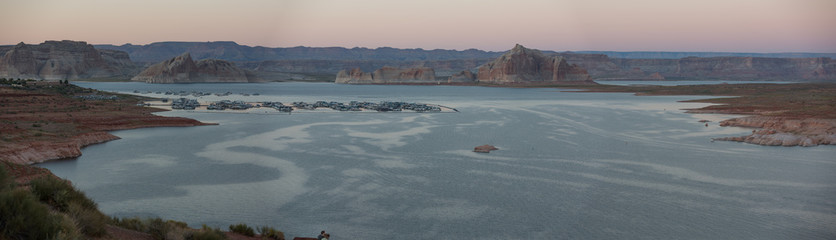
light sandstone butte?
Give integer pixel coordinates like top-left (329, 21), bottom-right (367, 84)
top-left (335, 66), bottom-right (437, 84)
top-left (448, 70), bottom-right (476, 83)
top-left (477, 44), bottom-right (592, 83)
top-left (0, 40), bottom-right (134, 80)
top-left (132, 52), bottom-right (257, 83)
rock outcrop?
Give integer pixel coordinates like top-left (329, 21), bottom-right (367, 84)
top-left (0, 40), bottom-right (136, 80)
top-left (335, 66), bottom-right (437, 84)
top-left (131, 53), bottom-right (258, 83)
top-left (713, 117), bottom-right (836, 147)
top-left (473, 145), bottom-right (498, 153)
top-left (0, 132), bottom-right (120, 165)
top-left (448, 70), bottom-right (476, 83)
top-left (477, 44), bottom-right (592, 83)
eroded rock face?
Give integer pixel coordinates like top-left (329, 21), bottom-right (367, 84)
top-left (477, 44), bottom-right (592, 83)
top-left (335, 66), bottom-right (436, 84)
top-left (132, 53), bottom-right (257, 83)
top-left (448, 70), bottom-right (476, 83)
top-left (0, 40), bottom-right (135, 80)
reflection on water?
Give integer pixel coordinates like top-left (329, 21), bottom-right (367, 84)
top-left (40, 82), bottom-right (836, 239)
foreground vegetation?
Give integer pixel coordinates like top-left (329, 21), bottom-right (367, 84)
top-left (0, 163), bottom-right (287, 240)
top-left (0, 81), bottom-right (287, 239)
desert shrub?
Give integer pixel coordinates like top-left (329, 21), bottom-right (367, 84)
top-left (110, 217), bottom-right (190, 240)
top-left (184, 225), bottom-right (227, 240)
top-left (29, 176), bottom-right (98, 212)
top-left (229, 223), bottom-right (255, 237)
top-left (56, 213), bottom-right (84, 240)
top-left (0, 189), bottom-right (62, 240)
top-left (66, 202), bottom-right (108, 237)
top-left (111, 216), bottom-right (147, 232)
top-left (29, 176), bottom-right (108, 237)
top-left (147, 217), bottom-right (173, 240)
top-left (0, 164), bottom-right (12, 190)
top-left (257, 226), bottom-right (285, 240)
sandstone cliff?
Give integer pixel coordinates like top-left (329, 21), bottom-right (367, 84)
top-left (131, 52), bottom-right (258, 83)
top-left (563, 54), bottom-right (836, 81)
top-left (448, 70), bottom-right (476, 83)
top-left (0, 40), bottom-right (136, 80)
top-left (335, 66), bottom-right (437, 84)
top-left (477, 44), bottom-right (592, 83)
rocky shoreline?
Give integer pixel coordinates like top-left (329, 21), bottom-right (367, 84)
top-left (0, 81), bottom-right (213, 166)
top-left (712, 116), bottom-right (836, 147)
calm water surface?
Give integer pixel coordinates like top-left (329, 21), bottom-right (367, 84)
top-left (40, 82), bottom-right (836, 239)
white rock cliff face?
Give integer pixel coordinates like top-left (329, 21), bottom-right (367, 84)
top-left (335, 66), bottom-right (437, 84)
top-left (132, 52), bottom-right (257, 83)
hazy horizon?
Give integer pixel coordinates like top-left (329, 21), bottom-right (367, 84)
top-left (1, 0), bottom-right (835, 53)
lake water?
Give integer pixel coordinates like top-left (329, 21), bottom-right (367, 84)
top-left (40, 82), bottom-right (836, 239)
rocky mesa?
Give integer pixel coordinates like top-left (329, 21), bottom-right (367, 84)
top-left (335, 66), bottom-right (437, 84)
top-left (132, 52), bottom-right (258, 83)
top-left (477, 44), bottom-right (593, 83)
top-left (0, 40), bottom-right (136, 80)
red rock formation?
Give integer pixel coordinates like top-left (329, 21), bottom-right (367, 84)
top-left (132, 52), bottom-right (258, 83)
top-left (0, 132), bottom-right (120, 165)
top-left (335, 66), bottom-right (436, 84)
top-left (0, 40), bottom-right (135, 80)
top-left (473, 145), bottom-right (499, 153)
top-left (477, 44), bottom-right (592, 83)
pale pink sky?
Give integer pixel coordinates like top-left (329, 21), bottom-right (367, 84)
top-left (1, 0), bottom-right (834, 52)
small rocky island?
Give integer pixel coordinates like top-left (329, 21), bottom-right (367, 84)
top-left (473, 145), bottom-right (499, 153)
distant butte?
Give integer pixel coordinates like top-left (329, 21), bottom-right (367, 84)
top-left (132, 52), bottom-right (259, 83)
top-left (476, 44), bottom-right (593, 83)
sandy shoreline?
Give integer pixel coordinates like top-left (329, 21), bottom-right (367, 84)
top-left (573, 83), bottom-right (836, 147)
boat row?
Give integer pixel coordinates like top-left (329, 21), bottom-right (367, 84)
top-left (166, 99), bottom-right (444, 113)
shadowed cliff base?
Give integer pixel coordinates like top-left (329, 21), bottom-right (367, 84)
top-left (570, 83), bottom-right (836, 146)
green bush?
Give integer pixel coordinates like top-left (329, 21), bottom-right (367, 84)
top-left (0, 189), bottom-right (62, 240)
top-left (228, 223), bottom-right (255, 237)
top-left (30, 176), bottom-right (98, 212)
top-left (258, 226), bottom-right (285, 240)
